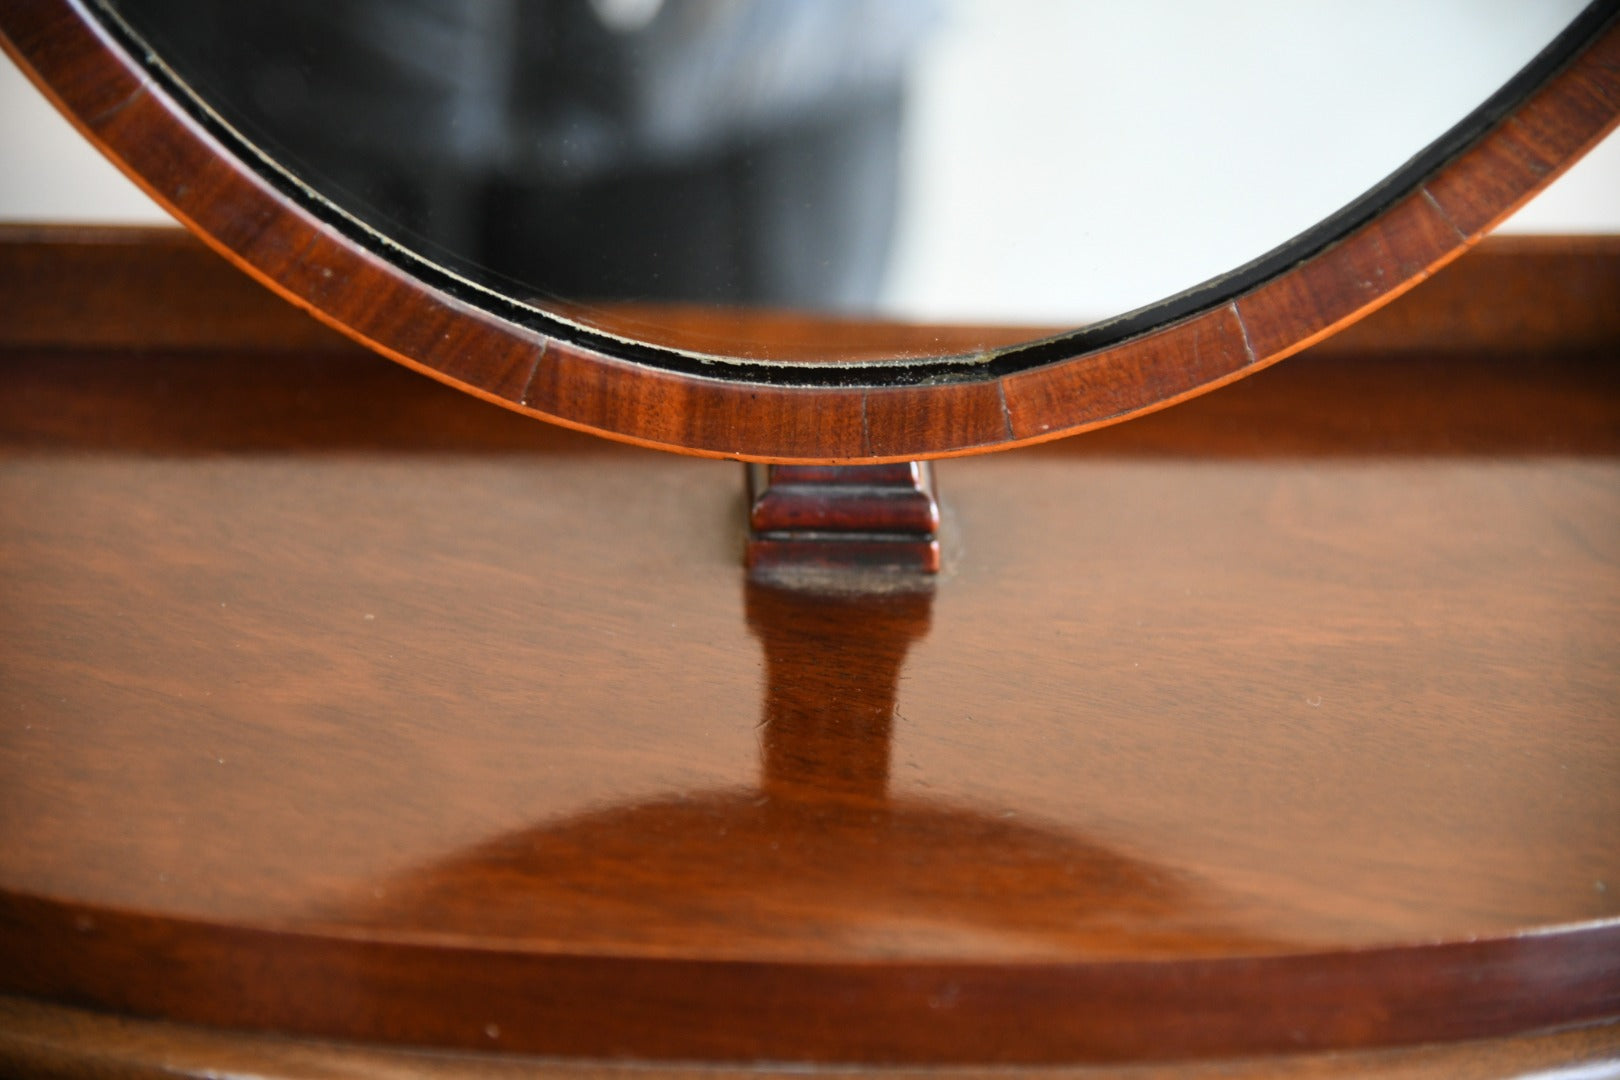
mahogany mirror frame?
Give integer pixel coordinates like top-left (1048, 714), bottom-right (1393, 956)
top-left (3, 0), bottom-right (1619, 462)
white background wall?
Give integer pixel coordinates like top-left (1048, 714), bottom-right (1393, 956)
top-left (880, 0), bottom-right (1619, 322)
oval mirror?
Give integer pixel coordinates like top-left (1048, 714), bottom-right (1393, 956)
top-left (3, 0), bottom-right (1618, 460)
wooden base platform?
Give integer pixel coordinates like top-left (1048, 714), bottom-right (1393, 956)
top-left (0, 230), bottom-right (1617, 1073)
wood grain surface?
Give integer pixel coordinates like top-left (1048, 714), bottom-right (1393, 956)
top-left (2, 996), bottom-right (1618, 1080)
top-left (3, 225), bottom-right (1619, 361)
top-left (1, 324), bottom-right (1617, 1062)
top-left (2, 2), bottom-right (1617, 461)
top-left (746, 462), bottom-right (942, 574)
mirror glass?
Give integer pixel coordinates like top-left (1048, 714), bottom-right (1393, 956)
top-left (100, 0), bottom-right (1591, 360)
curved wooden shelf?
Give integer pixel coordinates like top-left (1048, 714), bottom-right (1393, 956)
top-left (2, 0), bottom-right (1618, 461)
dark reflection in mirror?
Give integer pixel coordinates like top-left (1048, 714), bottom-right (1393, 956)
top-left (316, 580), bottom-right (1282, 955)
top-left (113, 0), bottom-right (929, 310)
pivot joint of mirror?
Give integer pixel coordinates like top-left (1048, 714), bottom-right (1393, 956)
top-left (745, 462), bottom-right (941, 584)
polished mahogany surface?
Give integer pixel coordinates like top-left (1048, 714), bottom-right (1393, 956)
top-left (6, 227), bottom-right (1620, 361)
top-left (6, 413), bottom-right (1615, 953)
top-left (2, 996), bottom-right (1618, 1080)
top-left (2, 273), bottom-right (1619, 1061)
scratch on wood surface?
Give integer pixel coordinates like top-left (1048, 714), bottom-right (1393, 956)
top-left (996, 381), bottom-right (1013, 441)
top-left (1422, 186), bottom-right (1470, 243)
top-left (517, 341), bottom-right (549, 407)
top-left (1231, 302), bottom-right (1258, 366)
top-left (286, 228), bottom-right (325, 270)
top-left (859, 391), bottom-right (872, 457)
top-left (85, 75), bottom-right (150, 127)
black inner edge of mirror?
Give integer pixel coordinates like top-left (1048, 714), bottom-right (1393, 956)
top-left (91, 0), bottom-right (1618, 390)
